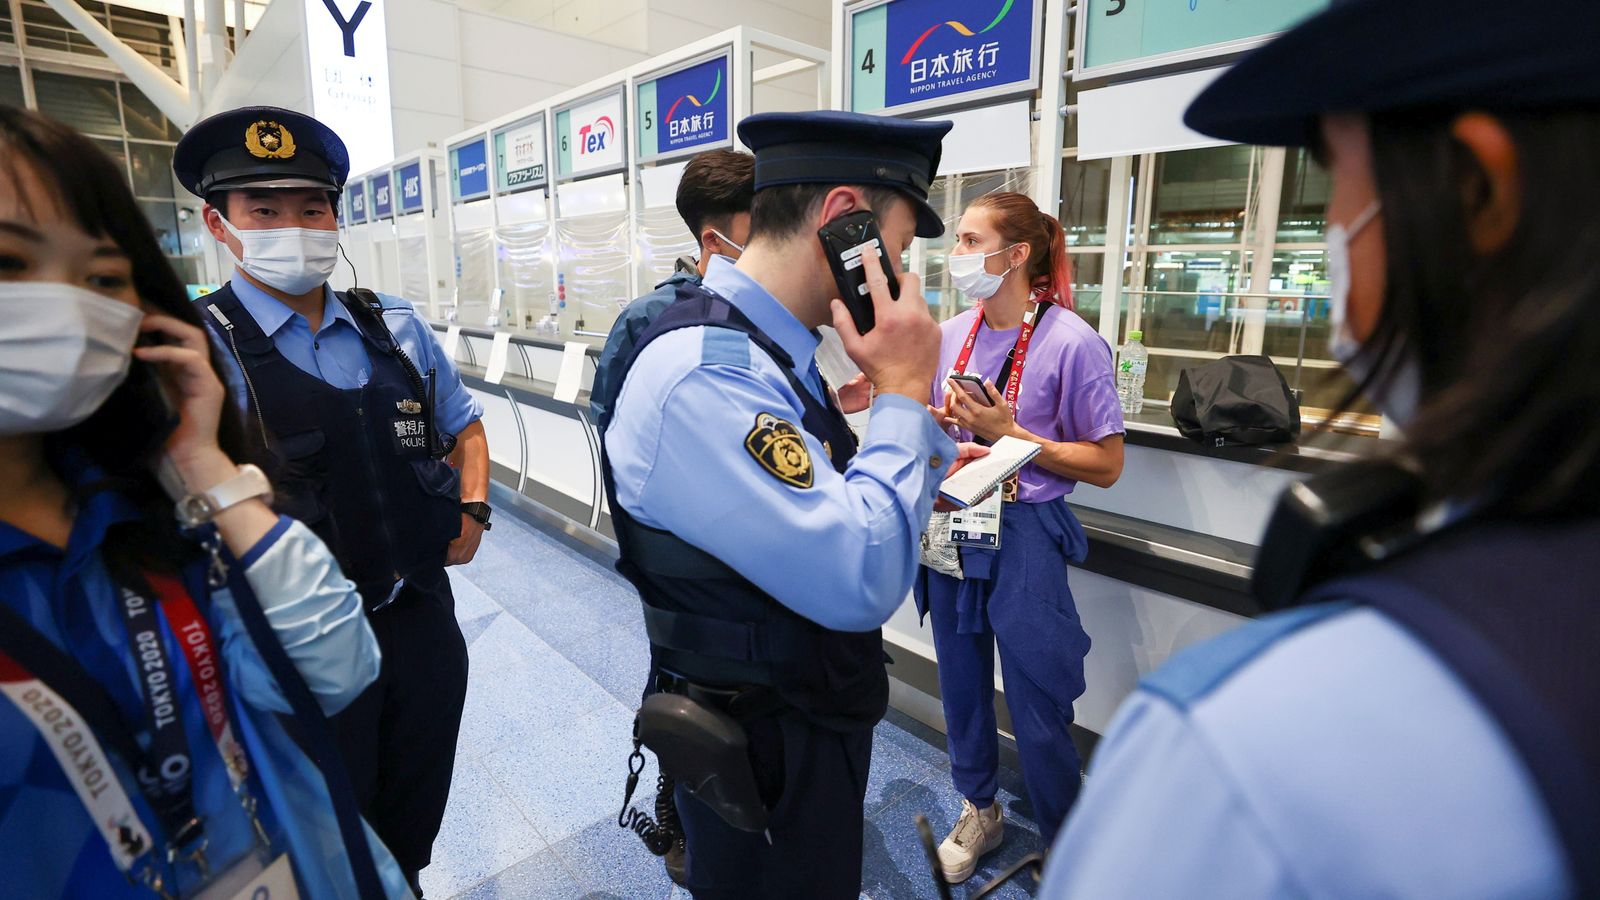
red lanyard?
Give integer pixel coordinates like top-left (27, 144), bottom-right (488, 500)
top-left (952, 299), bottom-right (1044, 413)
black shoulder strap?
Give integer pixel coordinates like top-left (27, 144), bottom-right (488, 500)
top-left (219, 557), bottom-right (389, 899)
top-left (993, 300), bottom-right (1052, 390)
top-left (0, 601), bottom-right (146, 769)
top-left (338, 289), bottom-right (450, 457)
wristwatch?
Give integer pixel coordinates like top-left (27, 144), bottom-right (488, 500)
top-left (462, 501), bottom-right (493, 531)
top-left (176, 464), bottom-right (274, 528)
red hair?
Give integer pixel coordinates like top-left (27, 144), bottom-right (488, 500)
top-left (969, 191), bottom-right (1074, 310)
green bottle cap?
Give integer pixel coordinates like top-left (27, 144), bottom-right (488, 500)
top-left (1128, 330), bottom-right (1143, 342)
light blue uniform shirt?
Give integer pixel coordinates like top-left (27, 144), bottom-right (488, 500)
top-left (0, 460), bottom-right (412, 898)
top-left (209, 275), bottom-right (482, 436)
top-left (607, 255), bottom-right (957, 633)
top-left (1040, 605), bottom-right (1571, 898)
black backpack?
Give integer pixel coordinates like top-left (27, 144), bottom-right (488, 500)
top-left (1171, 355), bottom-right (1301, 447)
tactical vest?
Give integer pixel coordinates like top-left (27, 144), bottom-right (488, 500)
top-left (197, 285), bottom-right (462, 607)
top-left (1293, 512), bottom-right (1600, 896)
top-left (602, 282), bottom-right (887, 732)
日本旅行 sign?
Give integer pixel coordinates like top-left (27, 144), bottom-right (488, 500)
top-left (494, 114), bottom-right (547, 193)
top-left (451, 137), bottom-right (490, 203)
top-left (849, 0), bottom-right (1041, 116)
top-left (1077, 0), bottom-right (1327, 79)
top-left (396, 161), bottom-right (423, 214)
top-left (555, 90), bottom-right (626, 179)
top-left (370, 172), bottom-right (393, 219)
top-left (637, 52), bottom-right (732, 163)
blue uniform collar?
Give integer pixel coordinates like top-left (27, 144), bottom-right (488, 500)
top-left (702, 256), bottom-right (820, 375)
top-left (228, 274), bottom-right (353, 337)
top-left (0, 452), bottom-right (145, 575)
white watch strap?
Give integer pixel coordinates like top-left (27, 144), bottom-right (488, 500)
top-left (206, 463), bottom-right (273, 512)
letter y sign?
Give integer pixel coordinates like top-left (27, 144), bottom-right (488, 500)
top-left (321, 0), bottom-right (372, 57)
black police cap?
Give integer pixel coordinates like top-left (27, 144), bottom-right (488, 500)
top-left (173, 106), bottom-right (350, 198)
top-left (1186, 0), bottom-right (1600, 148)
top-left (737, 110), bottom-right (953, 238)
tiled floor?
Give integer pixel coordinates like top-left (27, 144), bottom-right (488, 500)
top-left (421, 512), bottom-right (1044, 899)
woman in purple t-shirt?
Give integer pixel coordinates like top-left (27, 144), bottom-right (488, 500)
top-left (916, 192), bottom-right (1125, 882)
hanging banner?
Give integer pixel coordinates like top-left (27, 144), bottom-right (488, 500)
top-left (1077, 0), bottom-right (1327, 79)
top-left (397, 161), bottom-right (423, 215)
top-left (451, 137), bottom-right (490, 202)
top-left (555, 89), bottom-right (626, 180)
top-left (848, 0), bottom-right (1041, 116)
top-left (637, 52), bottom-right (732, 163)
top-left (370, 172), bottom-right (393, 220)
top-left (304, 0), bottom-right (394, 174)
top-left (494, 114), bottom-right (548, 193)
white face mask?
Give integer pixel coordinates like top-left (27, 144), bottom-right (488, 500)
top-left (1325, 199), bottom-right (1421, 425)
top-left (218, 214), bottom-right (341, 295)
top-left (948, 245), bottom-right (1018, 301)
top-left (0, 282), bottom-right (145, 436)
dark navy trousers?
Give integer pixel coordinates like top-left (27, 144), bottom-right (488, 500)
top-left (675, 711), bottom-right (873, 899)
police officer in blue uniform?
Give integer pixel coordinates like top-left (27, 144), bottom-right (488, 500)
top-left (603, 111), bottom-right (978, 898)
top-left (173, 106), bottom-right (491, 897)
top-left (1039, 1), bottom-right (1600, 896)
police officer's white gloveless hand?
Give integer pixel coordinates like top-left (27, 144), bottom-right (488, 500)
top-left (831, 245), bottom-right (941, 405)
top-left (133, 314), bottom-right (230, 478)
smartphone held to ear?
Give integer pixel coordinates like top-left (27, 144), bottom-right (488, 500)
top-left (819, 210), bottom-right (899, 335)
top-left (948, 373), bottom-right (993, 407)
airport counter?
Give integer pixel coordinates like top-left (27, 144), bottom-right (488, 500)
top-left (436, 324), bottom-right (1363, 757)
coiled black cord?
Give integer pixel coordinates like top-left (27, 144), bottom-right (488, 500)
top-left (618, 745), bottom-right (675, 856)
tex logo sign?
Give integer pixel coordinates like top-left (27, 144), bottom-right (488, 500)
top-left (578, 116), bottom-right (616, 156)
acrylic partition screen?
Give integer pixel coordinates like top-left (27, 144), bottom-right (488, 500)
top-left (633, 205), bottom-right (697, 299)
top-left (554, 212), bottom-right (631, 339)
top-left (399, 234), bottom-right (430, 311)
top-left (496, 220), bottom-right (553, 332)
top-left (454, 225), bottom-right (496, 326)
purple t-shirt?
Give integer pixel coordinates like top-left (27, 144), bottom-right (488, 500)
top-left (933, 304), bottom-right (1125, 503)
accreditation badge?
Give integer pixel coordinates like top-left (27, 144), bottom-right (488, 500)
top-left (949, 491), bottom-right (1003, 549)
top-left (193, 852), bottom-right (299, 900)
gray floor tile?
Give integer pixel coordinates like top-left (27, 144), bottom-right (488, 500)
top-left (420, 758), bottom-right (548, 900)
top-left (550, 815), bottom-right (680, 900)
top-left (452, 850), bottom-right (585, 900)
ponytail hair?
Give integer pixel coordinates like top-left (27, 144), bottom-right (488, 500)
top-left (969, 191), bottom-right (1074, 310)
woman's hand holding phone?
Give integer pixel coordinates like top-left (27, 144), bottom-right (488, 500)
top-left (133, 314), bottom-right (234, 488)
top-left (944, 378), bottom-right (1017, 443)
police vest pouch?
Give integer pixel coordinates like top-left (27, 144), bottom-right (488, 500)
top-left (635, 692), bottom-right (769, 834)
top-left (1171, 355), bottom-right (1301, 447)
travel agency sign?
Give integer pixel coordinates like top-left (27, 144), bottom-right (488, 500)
top-left (849, 0), bottom-right (1042, 115)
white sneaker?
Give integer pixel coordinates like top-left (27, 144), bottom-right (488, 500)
top-left (937, 799), bottom-right (1004, 883)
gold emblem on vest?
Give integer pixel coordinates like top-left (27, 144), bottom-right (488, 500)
top-left (244, 120), bottom-right (297, 160)
top-left (397, 399), bottom-right (423, 415)
top-left (745, 413), bottom-right (813, 489)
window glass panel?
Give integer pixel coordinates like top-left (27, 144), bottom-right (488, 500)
top-left (1148, 145), bottom-right (1252, 245)
top-left (174, 202), bottom-right (208, 257)
top-left (1059, 156), bottom-right (1111, 247)
top-left (94, 137), bottom-right (129, 185)
top-left (128, 141), bottom-right (175, 198)
top-left (21, 2), bottom-right (104, 57)
top-left (0, 65), bottom-right (22, 107)
top-left (122, 86), bottom-right (178, 140)
top-left (1, 3), bottom-right (15, 46)
top-left (32, 70), bottom-right (122, 136)
top-left (1131, 250), bottom-right (1245, 354)
top-left (138, 199), bottom-right (181, 257)
top-left (1277, 148), bottom-right (1329, 242)
top-left (1067, 251), bottom-right (1105, 326)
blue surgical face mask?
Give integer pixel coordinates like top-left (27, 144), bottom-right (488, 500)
top-left (1326, 200), bottom-right (1420, 426)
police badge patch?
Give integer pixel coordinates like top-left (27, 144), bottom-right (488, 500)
top-left (745, 413), bottom-right (813, 488)
top-left (244, 120), bottom-right (297, 160)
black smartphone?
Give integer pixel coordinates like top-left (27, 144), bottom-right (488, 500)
top-left (948, 373), bottom-right (993, 406)
top-left (819, 210), bottom-right (900, 335)
top-left (107, 335), bottom-right (181, 465)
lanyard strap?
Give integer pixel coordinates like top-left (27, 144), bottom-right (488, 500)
top-left (953, 299), bottom-right (1051, 413)
top-left (145, 572), bottom-right (251, 794)
top-left (114, 573), bottom-right (204, 850)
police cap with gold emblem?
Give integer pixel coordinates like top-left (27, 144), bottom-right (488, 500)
top-left (173, 105), bottom-right (349, 198)
top-left (737, 110), bottom-right (952, 239)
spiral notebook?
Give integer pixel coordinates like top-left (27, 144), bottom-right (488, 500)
top-left (937, 436), bottom-right (1041, 509)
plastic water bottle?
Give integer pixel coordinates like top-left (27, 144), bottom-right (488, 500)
top-left (1117, 330), bottom-right (1149, 415)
